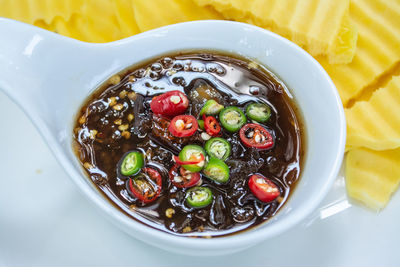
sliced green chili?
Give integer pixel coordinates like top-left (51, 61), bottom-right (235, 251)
top-left (205, 137), bottom-right (231, 161)
top-left (186, 186), bottom-right (213, 208)
top-left (178, 145), bottom-right (206, 172)
top-left (199, 99), bottom-right (224, 116)
top-left (246, 103), bottom-right (271, 123)
top-left (203, 157), bottom-right (230, 183)
top-left (197, 119), bottom-right (205, 130)
top-left (120, 151), bottom-right (144, 176)
top-left (219, 106), bottom-right (246, 132)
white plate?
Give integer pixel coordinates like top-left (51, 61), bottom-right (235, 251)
top-left (0, 91), bottom-right (399, 266)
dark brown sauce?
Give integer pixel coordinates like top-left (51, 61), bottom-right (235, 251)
top-left (73, 52), bottom-right (304, 237)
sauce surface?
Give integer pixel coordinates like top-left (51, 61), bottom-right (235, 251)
top-left (73, 52), bottom-right (303, 237)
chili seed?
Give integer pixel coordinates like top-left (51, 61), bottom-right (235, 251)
top-left (256, 178), bottom-right (265, 184)
top-left (128, 75), bottom-right (136, 82)
top-left (128, 92), bottom-right (136, 100)
top-left (121, 131), bottom-right (131, 139)
top-left (114, 119), bottom-right (122, 125)
top-left (83, 162), bottom-right (93, 170)
top-left (78, 115), bottom-right (87, 125)
top-left (165, 208), bottom-right (175, 218)
top-left (170, 95), bottom-right (181, 104)
top-left (182, 226), bottom-right (192, 233)
top-left (127, 114), bottom-right (134, 122)
top-left (109, 75), bottom-right (121, 85)
top-left (119, 90), bottom-right (127, 99)
top-left (174, 176), bottom-right (183, 183)
top-left (113, 103), bottom-right (124, 111)
top-left (184, 174), bottom-right (193, 180)
top-left (89, 129), bottom-right (98, 139)
top-left (118, 124), bottom-right (129, 131)
top-left (201, 132), bottom-right (211, 140)
top-left (108, 97), bottom-right (117, 107)
top-left (175, 119), bottom-right (185, 129)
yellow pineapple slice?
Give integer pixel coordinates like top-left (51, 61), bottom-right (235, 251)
top-left (0, 0), bottom-right (142, 42)
top-left (346, 148), bottom-right (400, 211)
top-left (79, 0), bottom-right (124, 42)
top-left (318, 0), bottom-right (400, 106)
top-left (132, 0), bottom-right (223, 32)
top-left (50, 15), bottom-right (96, 42)
top-left (0, 0), bottom-right (83, 24)
top-left (346, 76), bottom-right (400, 151)
top-left (194, 0), bottom-right (357, 64)
top-left (328, 13), bottom-right (358, 65)
top-left (112, 0), bottom-right (141, 37)
top-left (34, 0), bottom-right (125, 43)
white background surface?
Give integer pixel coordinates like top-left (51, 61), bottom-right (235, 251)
top-left (1, 91), bottom-right (399, 267)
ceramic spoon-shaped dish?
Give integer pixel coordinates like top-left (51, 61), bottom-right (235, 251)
top-left (0, 18), bottom-right (345, 255)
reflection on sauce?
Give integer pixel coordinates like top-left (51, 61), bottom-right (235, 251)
top-left (73, 52), bottom-right (304, 237)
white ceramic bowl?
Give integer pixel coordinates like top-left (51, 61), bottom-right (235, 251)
top-left (0, 18), bottom-right (345, 255)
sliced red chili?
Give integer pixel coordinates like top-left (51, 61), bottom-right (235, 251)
top-left (239, 123), bottom-right (274, 149)
top-left (128, 167), bottom-right (162, 204)
top-left (168, 115), bottom-right (198, 137)
top-left (248, 174), bottom-right (280, 203)
top-left (169, 164), bottom-right (201, 188)
top-left (203, 114), bottom-right (221, 136)
top-left (150, 90), bottom-right (189, 117)
top-left (173, 154), bottom-right (205, 165)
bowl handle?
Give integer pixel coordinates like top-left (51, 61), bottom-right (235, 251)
top-left (0, 18), bottom-right (88, 105)
top-left (0, 19), bottom-right (113, 137)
